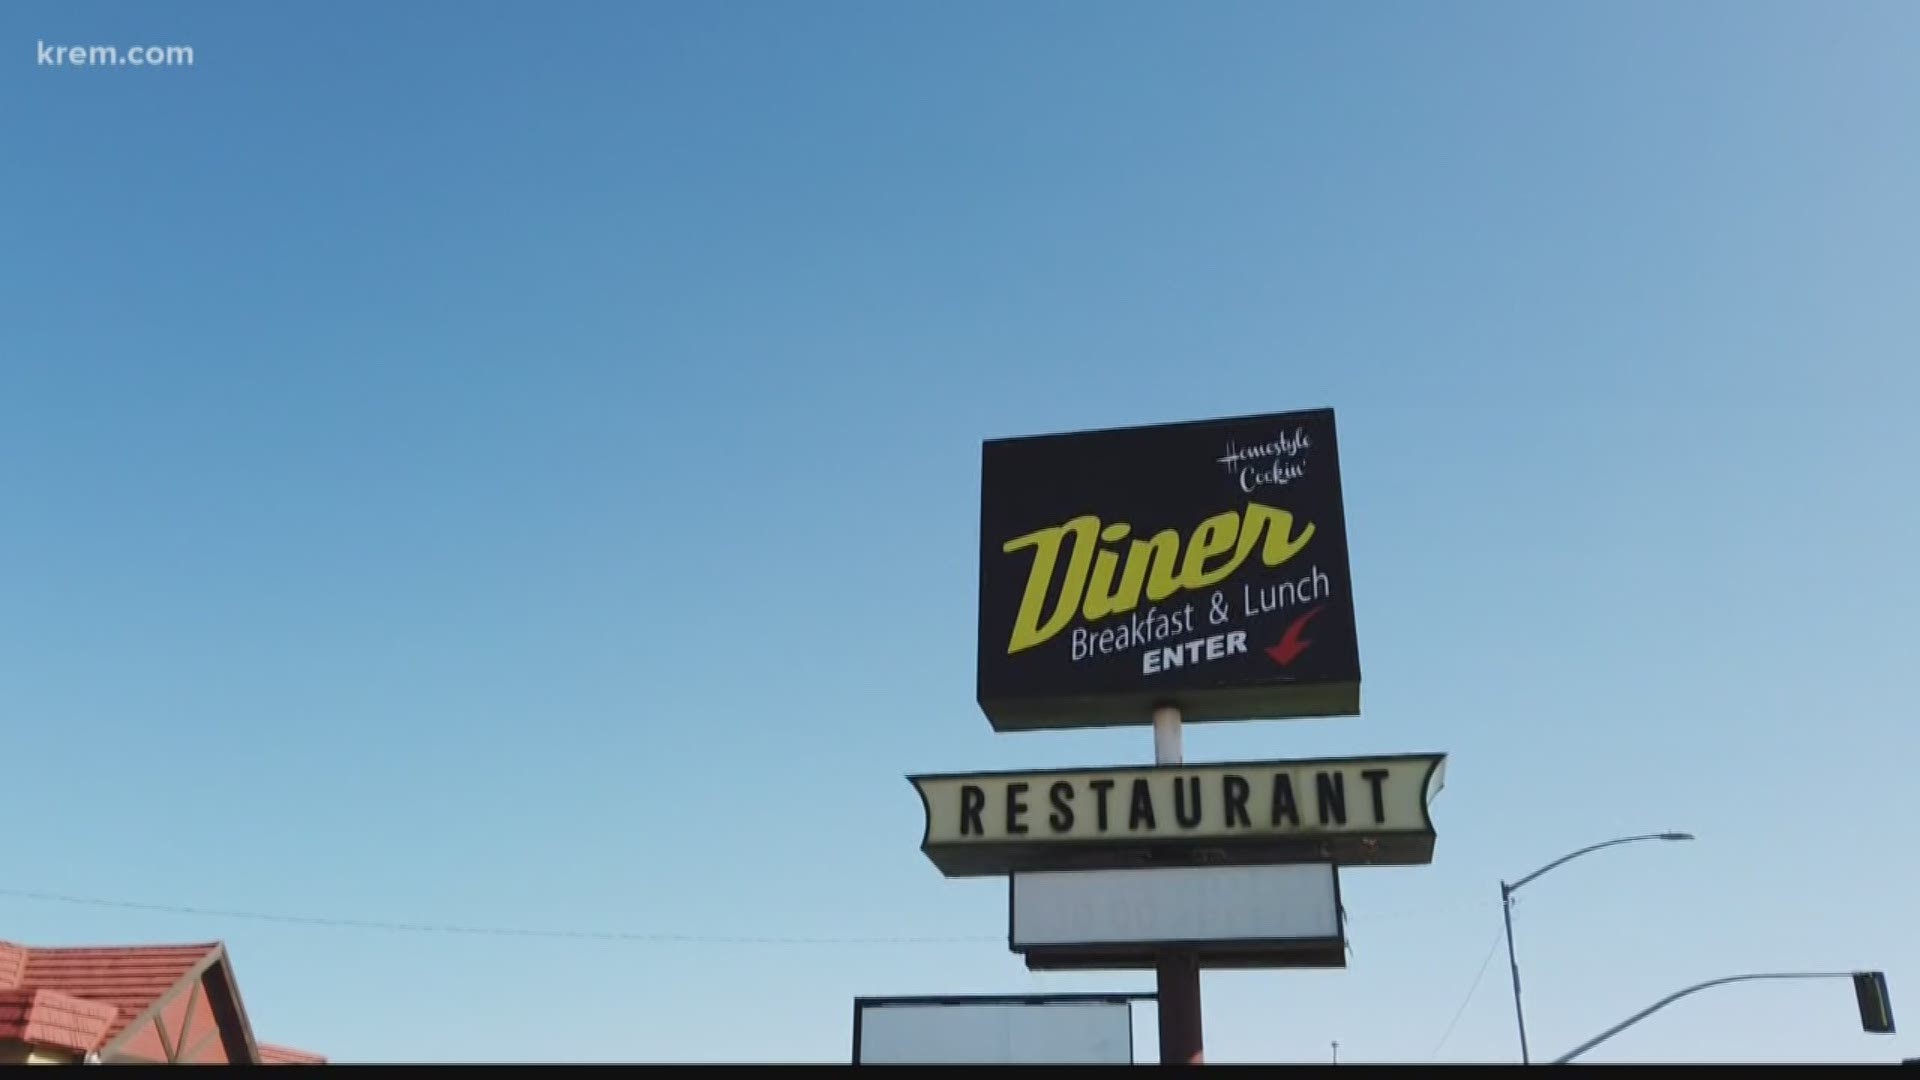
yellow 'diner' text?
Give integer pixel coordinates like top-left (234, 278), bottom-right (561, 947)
top-left (1000, 501), bottom-right (1316, 654)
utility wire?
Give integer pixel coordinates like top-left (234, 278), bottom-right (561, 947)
top-left (3, 884), bottom-right (1503, 952)
top-left (0, 886), bottom-right (998, 946)
top-left (1428, 924), bottom-right (1505, 1059)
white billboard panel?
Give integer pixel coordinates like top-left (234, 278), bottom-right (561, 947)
top-left (1011, 863), bottom-right (1344, 970)
top-left (852, 995), bottom-right (1140, 1064)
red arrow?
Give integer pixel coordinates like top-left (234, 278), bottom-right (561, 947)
top-left (1265, 604), bottom-right (1326, 666)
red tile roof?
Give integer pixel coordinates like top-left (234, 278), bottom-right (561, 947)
top-left (0, 939), bottom-right (322, 1064)
top-left (0, 943), bottom-right (25, 990)
top-left (17, 942), bottom-right (218, 1047)
top-left (0, 988), bottom-right (119, 1054)
top-left (261, 1042), bottom-right (329, 1064)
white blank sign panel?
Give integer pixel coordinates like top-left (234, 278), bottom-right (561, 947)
top-left (1012, 863), bottom-right (1340, 947)
top-left (854, 999), bottom-right (1133, 1064)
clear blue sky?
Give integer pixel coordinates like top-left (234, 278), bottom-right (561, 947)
top-left (4, 0), bottom-right (1916, 1064)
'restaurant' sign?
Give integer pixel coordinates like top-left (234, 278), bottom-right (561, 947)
top-left (977, 408), bottom-right (1360, 732)
top-left (910, 753), bottom-right (1444, 877)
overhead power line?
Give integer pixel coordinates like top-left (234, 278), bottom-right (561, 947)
top-left (1429, 925), bottom-right (1505, 1059)
top-left (3, 885), bottom-right (1502, 953)
top-left (0, 886), bottom-right (997, 946)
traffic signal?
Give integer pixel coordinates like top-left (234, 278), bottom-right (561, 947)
top-left (1854, 971), bottom-right (1895, 1034)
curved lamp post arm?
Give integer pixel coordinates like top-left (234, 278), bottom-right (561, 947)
top-left (1500, 831), bottom-right (1694, 1064)
top-left (1553, 972), bottom-right (1858, 1064)
top-left (1507, 834), bottom-right (1691, 895)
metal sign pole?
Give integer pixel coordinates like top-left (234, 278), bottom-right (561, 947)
top-left (1152, 703), bottom-right (1204, 1065)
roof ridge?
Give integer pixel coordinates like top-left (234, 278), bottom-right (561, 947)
top-left (22, 942), bottom-right (222, 953)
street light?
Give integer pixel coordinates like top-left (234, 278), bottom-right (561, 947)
top-left (1553, 970), bottom-right (1895, 1062)
top-left (1501, 832), bottom-right (1695, 1064)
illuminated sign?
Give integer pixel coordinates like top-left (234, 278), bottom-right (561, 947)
top-left (851, 995), bottom-right (1147, 1065)
top-left (910, 753), bottom-right (1444, 877)
top-left (977, 408), bottom-right (1359, 732)
top-left (1010, 863), bottom-right (1347, 971)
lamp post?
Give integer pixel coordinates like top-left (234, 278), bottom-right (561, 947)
top-left (1501, 832), bottom-right (1695, 1064)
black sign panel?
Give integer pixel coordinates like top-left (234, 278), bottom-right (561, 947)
top-left (977, 408), bottom-right (1359, 731)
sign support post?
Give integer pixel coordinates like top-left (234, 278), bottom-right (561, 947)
top-left (1152, 703), bottom-right (1204, 1065)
